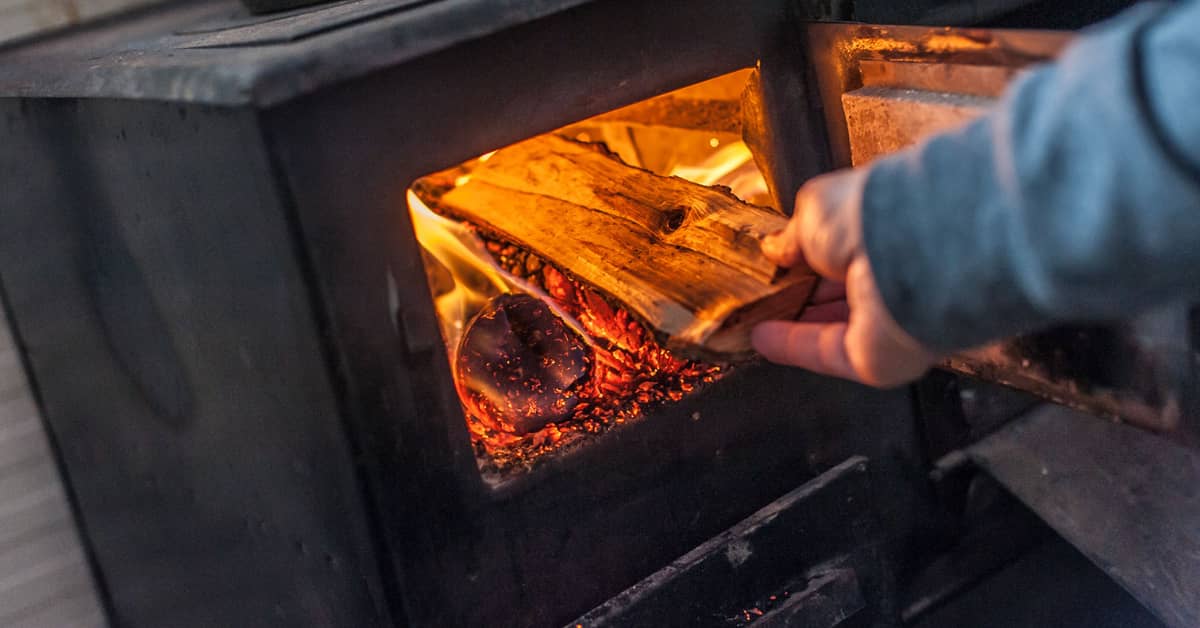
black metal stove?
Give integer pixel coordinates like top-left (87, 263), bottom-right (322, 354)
top-left (0, 1), bottom-right (1192, 627)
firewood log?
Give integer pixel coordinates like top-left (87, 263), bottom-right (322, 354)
top-left (415, 135), bottom-right (817, 361)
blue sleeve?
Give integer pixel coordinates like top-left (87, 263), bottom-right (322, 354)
top-left (861, 1), bottom-right (1200, 352)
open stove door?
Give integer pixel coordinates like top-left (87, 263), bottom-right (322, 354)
top-left (790, 22), bottom-right (1200, 448)
top-left (794, 23), bottom-right (1198, 628)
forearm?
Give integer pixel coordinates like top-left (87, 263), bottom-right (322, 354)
top-left (862, 1), bottom-right (1200, 352)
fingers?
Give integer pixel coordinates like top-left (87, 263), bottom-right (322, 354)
top-left (761, 169), bottom-right (868, 282)
top-left (795, 170), bottom-right (867, 281)
top-left (810, 280), bottom-right (846, 304)
top-left (751, 321), bottom-right (858, 381)
top-left (752, 260), bottom-right (935, 388)
top-left (839, 258), bottom-right (935, 387)
top-left (760, 215), bottom-right (808, 269)
top-left (798, 301), bottom-right (849, 323)
top-left (752, 317), bottom-right (925, 387)
top-left (754, 168), bottom-right (934, 388)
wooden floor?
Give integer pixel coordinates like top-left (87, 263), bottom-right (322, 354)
top-left (1, 3), bottom-right (161, 624)
top-left (0, 307), bottom-right (107, 628)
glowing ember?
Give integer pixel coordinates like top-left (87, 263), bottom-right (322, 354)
top-left (446, 225), bottom-right (723, 472)
top-left (457, 293), bottom-right (592, 436)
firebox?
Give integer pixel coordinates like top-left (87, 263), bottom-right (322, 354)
top-left (401, 68), bottom-right (797, 483)
top-left (0, 0), bottom-right (1190, 627)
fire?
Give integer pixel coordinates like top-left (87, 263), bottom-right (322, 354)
top-left (408, 187), bottom-right (506, 350)
top-left (407, 72), bottom-right (770, 478)
top-left (669, 140), bottom-right (769, 204)
top-left (411, 183), bottom-right (723, 472)
top-left (409, 187), bottom-right (586, 352)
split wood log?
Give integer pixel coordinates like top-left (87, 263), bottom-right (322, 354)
top-left (415, 134), bottom-right (817, 361)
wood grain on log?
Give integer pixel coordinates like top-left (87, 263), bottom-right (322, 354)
top-left (416, 135), bottom-right (817, 361)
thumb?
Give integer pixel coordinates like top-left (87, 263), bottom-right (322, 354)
top-left (841, 258), bottom-right (936, 387)
top-left (760, 213), bottom-right (809, 269)
top-left (763, 168), bottom-right (868, 279)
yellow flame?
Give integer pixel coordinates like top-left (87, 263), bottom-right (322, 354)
top-left (407, 189), bottom-right (592, 353)
top-left (668, 140), bottom-right (768, 203)
top-left (408, 189), bottom-right (507, 350)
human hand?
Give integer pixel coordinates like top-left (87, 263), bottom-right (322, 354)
top-left (750, 169), bottom-right (937, 387)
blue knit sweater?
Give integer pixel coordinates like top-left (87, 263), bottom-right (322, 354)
top-left (863, 1), bottom-right (1200, 351)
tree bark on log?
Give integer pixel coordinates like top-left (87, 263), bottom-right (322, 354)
top-left (414, 134), bottom-right (817, 361)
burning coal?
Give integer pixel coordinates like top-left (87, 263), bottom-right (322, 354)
top-left (457, 293), bottom-right (592, 436)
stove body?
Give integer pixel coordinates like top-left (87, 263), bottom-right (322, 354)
top-left (0, 1), bottom-right (1188, 626)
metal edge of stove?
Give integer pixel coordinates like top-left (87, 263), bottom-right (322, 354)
top-left (241, 0), bottom-right (338, 14)
top-left (0, 299), bottom-right (108, 627)
top-left (177, 0), bottom-right (436, 47)
top-left (567, 456), bottom-right (890, 627)
top-left (0, 0), bottom-right (604, 107)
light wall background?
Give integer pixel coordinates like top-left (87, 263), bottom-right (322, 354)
top-left (0, 0), bottom-right (159, 46)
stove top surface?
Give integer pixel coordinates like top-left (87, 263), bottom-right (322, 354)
top-left (0, 0), bottom-right (597, 106)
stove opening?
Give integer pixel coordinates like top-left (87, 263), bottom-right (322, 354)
top-left (407, 69), bottom-right (776, 480)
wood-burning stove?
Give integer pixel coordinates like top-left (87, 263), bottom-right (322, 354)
top-left (0, 0), bottom-right (1190, 626)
